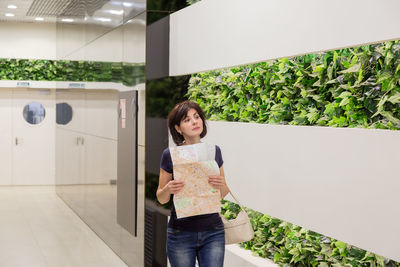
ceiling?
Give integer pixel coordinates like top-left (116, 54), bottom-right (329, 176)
top-left (0, 0), bottom-right (145, 26)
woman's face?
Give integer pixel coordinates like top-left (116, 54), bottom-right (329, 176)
top-left (176, 108), bottom-right (203, 139)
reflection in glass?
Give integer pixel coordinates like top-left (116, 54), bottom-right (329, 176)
top-left (56, 103), bottom-right (73, 125)
top-left (23, 102), bottom-right (46, 125)
top-left (55, 2), bottom-right (146, 266)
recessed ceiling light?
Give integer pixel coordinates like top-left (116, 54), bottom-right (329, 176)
top-left (108, 9), bottom-right (123, 15)
top-left (122, 2), bottom-right (133, 7)
top-left (5, 13), bottom-right (15, 17)
top-left (8, 5), bottom-right (17, 9)
top-left (94, 17), bottom-right (112, 22)
top-left (61, 18), bottom-right (73, 22)
top-left (35, 17), bottom-right (44, 21)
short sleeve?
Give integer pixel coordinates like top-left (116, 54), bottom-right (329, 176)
top-left (215, 145), bottom-right (224, 168)
top-left (160, 148), bottom-right (173, 173)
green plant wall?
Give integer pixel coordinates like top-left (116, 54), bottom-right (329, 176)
top-left (0, 58), bottom-right (145, 86)
top-left (187, 40), bottom-right (400, 266)
top-left (187, 41), bottom-right (400, 130)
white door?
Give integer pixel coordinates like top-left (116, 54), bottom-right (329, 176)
top-left (0, 89), bottom-right (13, 185)
top-left (56, 89), bottom-right (86, 133)
top-left (12, 88), bottom-right (55, 185)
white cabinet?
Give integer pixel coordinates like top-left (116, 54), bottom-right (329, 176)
top-left (56, 89), bottom-right (86, 133)
top-left (85, 90), bottom-right (118, 140)
top-left (56, 128), bottom-right (85, 185)
top-left (84, 134), bottom-right (117, 184)
top-left (56, 89), bottom-right (118, 186)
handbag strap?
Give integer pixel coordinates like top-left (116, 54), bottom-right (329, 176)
top-left (227, 190), bottom-right (246, 212)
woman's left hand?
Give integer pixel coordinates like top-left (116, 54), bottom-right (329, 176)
top-left (208, 175), bottom-right (226, 190)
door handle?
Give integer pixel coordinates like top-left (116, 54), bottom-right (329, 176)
top-left (131, 97), bottom-right (136, 119)
top-left (81, 137), bottom-right (84, 145)
top-left (15, 137), bottom-right (18, 146)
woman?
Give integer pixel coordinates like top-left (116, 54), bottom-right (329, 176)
top-left (157, 100), bottom-right (230, 267)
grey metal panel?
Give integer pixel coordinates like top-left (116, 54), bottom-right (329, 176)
top-left (117, 90), bottom-right (138, 236)
top-left (146, 15), bottom-right (170, 80)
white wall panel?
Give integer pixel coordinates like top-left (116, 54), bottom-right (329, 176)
top-left (0, 89), bottom-right (12, 185)
top-left (0, 22), bottom-right (56, 60)
top-left (170, 0), bottom-right (400, 76)
top-left (201, 121), bottom-right (400, 262)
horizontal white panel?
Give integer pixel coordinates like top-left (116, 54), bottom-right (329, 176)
top-left (202, 121), bottom-right (400, 261)
top-left (170, 0), bottom-right (400, 75)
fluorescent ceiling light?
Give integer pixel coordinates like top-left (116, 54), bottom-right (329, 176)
top-left (7, 5), bottom-right (17, 9)
top-left (127, 18), bottom-right (146, 26)
top-left (94, 17), bottom-right (112, 22)
top-left (5, 13), bottom-right (15, 17)
top-left (35, 17), bottom-right (44, 21)
top-left (108, 9), bottom-right (123, 15)
top-left (61, 18), bottom-right (73, 22)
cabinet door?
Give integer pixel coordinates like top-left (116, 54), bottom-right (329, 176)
top-left (0, 89), bottom-right (12, 185)
top-left (85, 90), bottom-right (118, 139)
top-left (84, 134), bottom-right (117, 184)
top-left (12, 88), bottom-right (55, 185)
top-left (57, 128), bottom-right (85, 185)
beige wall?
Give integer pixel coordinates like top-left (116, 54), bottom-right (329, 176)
top-left (0, 22), bottom-right (56, 60)
top-left (0, 14), bottom-right (145, 63)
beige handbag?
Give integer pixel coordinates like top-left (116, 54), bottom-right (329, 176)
top-left (220, 191), bottom-right (254, 245)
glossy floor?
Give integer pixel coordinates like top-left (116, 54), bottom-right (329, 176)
top-left (0, 186), bottom-right (127, 267)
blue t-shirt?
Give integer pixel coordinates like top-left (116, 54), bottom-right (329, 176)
top-left (160, 145), bottom-right (224, 232)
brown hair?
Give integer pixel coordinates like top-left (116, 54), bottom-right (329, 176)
top-left (167, 100), bottom-right (207, 145)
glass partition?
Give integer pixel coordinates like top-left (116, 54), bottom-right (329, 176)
top-left (55, 1), bottom-right (145, 266)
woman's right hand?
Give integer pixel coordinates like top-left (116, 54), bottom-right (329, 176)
top-left (166, 180), bottom-right (185, 194)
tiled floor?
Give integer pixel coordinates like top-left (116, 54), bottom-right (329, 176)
top-left (0, 186), bottom-right (127, 267)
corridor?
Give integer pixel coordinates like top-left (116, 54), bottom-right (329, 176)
top-left (0, 186), bottom-right (127, 267)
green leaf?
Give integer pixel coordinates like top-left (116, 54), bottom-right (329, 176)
top-left (339, 63), bottom-right (361, 73)
top-left (387, 92), bottom-right (400, 104)
top-left (338, 91), bottom-right (352, 99)
top-left (273, 252), bottom-right (282, 262)
top-left (339, 97), bottom-right (350, 107)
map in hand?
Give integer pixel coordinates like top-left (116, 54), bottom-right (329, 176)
top-left (170, 143), bottom-right (221, 219)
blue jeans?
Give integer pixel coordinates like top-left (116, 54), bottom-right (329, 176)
top-left (166, 227), bottom-right (225, 267)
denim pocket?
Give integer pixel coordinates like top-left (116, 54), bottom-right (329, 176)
top-left (214, 224), bottom-right (225, 231)
top-left (167, 227), bottom-right (181, 235)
